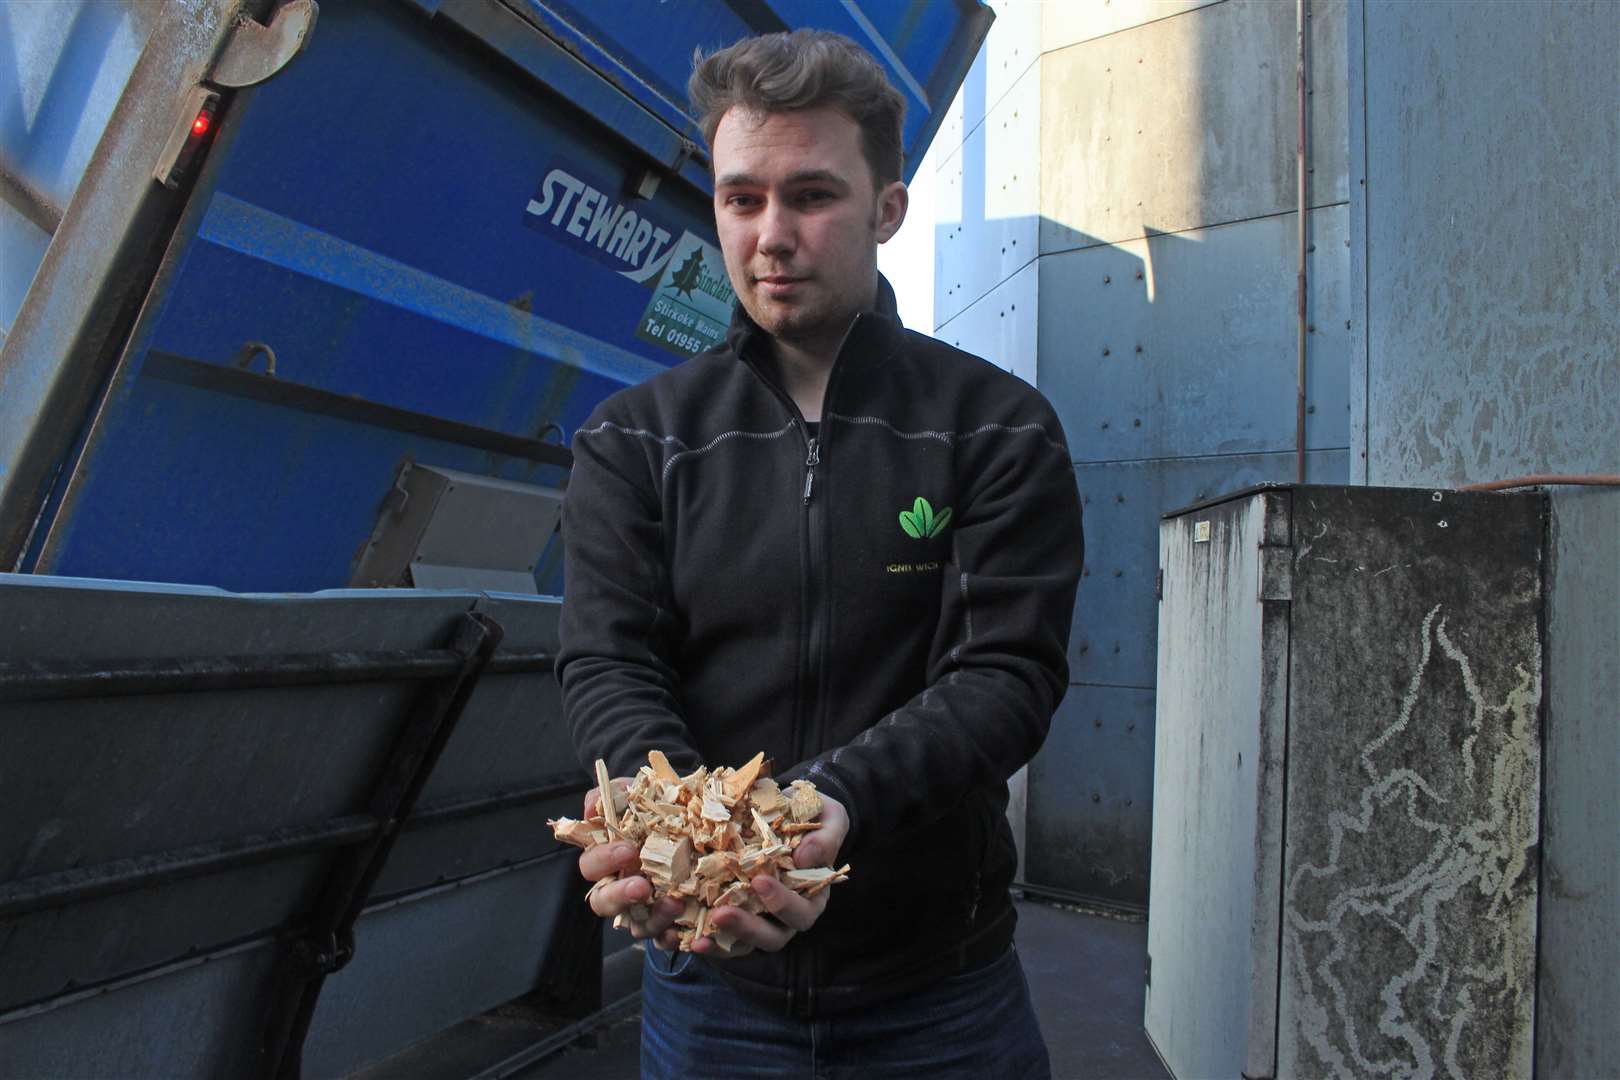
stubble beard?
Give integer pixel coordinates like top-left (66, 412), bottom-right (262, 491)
top-left (744, 207), bottom-right (881, 353)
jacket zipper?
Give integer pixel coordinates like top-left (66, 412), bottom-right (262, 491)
top-left (737, 316), bottom-right (869, 1019)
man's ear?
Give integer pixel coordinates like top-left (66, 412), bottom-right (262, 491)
top-left (874, 180), bottom-right (908, 244)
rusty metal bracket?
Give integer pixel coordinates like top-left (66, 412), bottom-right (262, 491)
top-left (258, 610), bottom-right (504, 1080)
top-left (211, 1), bottom-right (321, 89)
top-left (154, 2), bottom-right (319, 188)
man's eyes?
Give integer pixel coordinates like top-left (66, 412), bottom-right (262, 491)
top-left (721, 189), bottom-right (838, 210)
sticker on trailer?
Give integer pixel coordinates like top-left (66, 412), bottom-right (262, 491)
top-left (523, 162), bottom-right (678, 278)
top-left (634, 230), bottom-right (735, 359)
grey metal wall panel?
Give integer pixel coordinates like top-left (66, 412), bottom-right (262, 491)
top-left (1040, 0), bottom-right (1348, 253)
top-left (0, 578), bottom-right (586, 1076)
top-left (1358, 0), bottom-right (1619, 487)
top-left (0, 942), bottom-right (280, 1078)
top-left (1537, 489), bottom-right (1620, 1080)
top-left (1026, 683), bottom-right (1155, 905)
top-left (1279, 487), bottom-right (1543, 1079)
top-left (1039, 207), bottom-right (1351, 463)
top-left (0, 852), bottom-right (327, 1014)
top-left (1146, 492), bottom-right (1289, 1080)
top-left (305, 857), bottom-right (577, 1079)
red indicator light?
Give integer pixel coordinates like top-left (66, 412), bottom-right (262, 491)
top-left (192, 112), bottom-right (211, 137)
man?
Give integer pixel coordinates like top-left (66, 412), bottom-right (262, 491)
top-left (556, 29), bottom-right (1083, 1078)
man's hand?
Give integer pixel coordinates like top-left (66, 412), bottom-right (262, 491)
top-left (578, 783), bottom-right (684, 949)
top-left (692, 793), bottom-right (849, 956)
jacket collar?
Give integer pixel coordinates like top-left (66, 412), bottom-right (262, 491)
top-left (724, 273), bottom-right (904, 364)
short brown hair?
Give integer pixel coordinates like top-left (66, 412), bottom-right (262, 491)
top-left (689, 29), bottom-right (908, 187)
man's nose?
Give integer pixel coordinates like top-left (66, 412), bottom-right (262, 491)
top-left (757, 202), bottom-right (797, 257)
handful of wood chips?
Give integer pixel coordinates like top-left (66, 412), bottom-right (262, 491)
top-left (548, 750), bottom-right (851, 954)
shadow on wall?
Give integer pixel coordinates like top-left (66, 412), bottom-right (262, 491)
top-left (922, 3), bottom-right (1351, 908)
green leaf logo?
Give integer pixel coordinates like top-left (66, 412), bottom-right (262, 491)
top-left (899, 497), bottom-right (952, 540)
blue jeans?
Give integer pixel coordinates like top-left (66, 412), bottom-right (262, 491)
top-left (640, 944), bottom-right (1052, 1080)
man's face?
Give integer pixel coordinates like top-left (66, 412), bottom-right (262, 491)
top-left (711, 105), bottom-right (907, 354)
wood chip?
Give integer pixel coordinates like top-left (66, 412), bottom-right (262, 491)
top-left (596, 760), bottom-right (619, 837)
top-left (647, 749), bottom-right (681, 783)
top-left (550, 752), bottom-right (851, 952)
top-left (787, 780), bottom-right (822, 823)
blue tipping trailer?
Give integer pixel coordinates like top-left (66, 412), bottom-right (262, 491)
top-left (0, 2), bottom-right (990, 1075)
top-left (1, 0), bottom-right (989, 590)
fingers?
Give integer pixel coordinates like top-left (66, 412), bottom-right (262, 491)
top-left (693, 874), bottom-right (828, 955)
top-left (578, 840), bottom-right (640, 884)
top-left (587, 872), bottom-right (651, 918)
top-left (582, 777), bottom-right (631, 821)
top-left (750, 873), bottom-right (827, 933)
top-left (793, 793), bottom-right (849, 869)
top-left (696, 904), bottom-right (797, 954)
top-left (624, 896), bottom-right (685, 944)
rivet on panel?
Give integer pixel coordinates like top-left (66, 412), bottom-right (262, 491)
top-left (1091, 793), bottom-right (1102, 803)
top-left (1116, 494), bottom-right (1125, 504)
top-left (1113, 570), bottom-right (1123, 578)
top-left (1101, 421), bottom-right (1110, 429)
top-left (1103, 275), bottom-right (1111, 284)
top-left (1133, 418), bottom-right (1142, 427)
top-left (1102, 346), bottom-right (1111, 356)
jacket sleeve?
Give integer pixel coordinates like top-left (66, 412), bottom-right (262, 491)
top-left (782, 399), bottom-right (1083, 850)
top-left (556, 411), bottom-right (705, 781)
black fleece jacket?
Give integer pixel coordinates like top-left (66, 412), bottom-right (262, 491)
top-left (557, 277), bottom-right (1083, 1016)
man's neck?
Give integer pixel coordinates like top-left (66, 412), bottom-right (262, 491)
top-left (769, 336), bottom-right (839, 422)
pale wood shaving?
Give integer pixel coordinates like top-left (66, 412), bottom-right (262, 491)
top-left (549, 752), bottom-right (851, 953)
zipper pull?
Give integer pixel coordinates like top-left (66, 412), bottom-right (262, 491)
top-left (802, 437), bottom-right (819, 503)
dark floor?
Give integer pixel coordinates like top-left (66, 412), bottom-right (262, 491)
top-left (355, 898), bottom-right (1168, 1079)
top-left (507, 898), bottom-right (1170, 1080)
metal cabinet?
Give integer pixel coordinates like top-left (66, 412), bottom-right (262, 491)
top-left (1145, 485), bottom-right (1544, 1080)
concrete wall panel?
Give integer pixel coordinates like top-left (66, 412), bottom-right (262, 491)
top-left (935, 67), bottom-right (1042, 325)
top-left (1069, 449), bottom-right (1347, 693)
top-left (1027, 683), bottom-right (1156, 904)
top-left (934, 257), bottom-right (1039, 386)
top-left (1040, 206), bottom-right (1351, 464)
top-left (1042, 0), bottom-right (1220, 53)
top-left (1040, 0), bottom-right (1348, 251)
